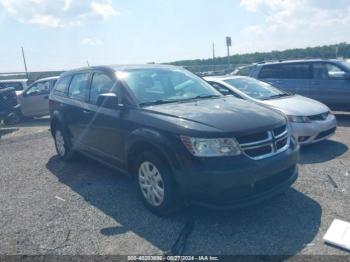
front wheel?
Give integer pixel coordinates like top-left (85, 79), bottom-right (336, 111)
top-left (134, 151), bottom-right (182, 216)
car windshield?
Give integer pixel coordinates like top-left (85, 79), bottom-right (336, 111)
top-left (119, 68), bottom-right (221, 106)
top-left (224, 78), bottom-right (290, 100)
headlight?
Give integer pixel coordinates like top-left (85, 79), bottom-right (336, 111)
top-left (181, 136), bottom-right (241, 157)
top-left (287, 115), bottom-right (311, 123)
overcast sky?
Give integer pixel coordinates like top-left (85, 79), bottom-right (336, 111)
top-left (0, 0), bottom-right (350, 72)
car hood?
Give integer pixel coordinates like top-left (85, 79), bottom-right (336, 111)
top-left (143, 97), bottom-right (285, 135)
top-left (261, 95), bottom-right (330, 116)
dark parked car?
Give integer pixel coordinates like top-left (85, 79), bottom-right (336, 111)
top-left (234, 59), bottom-right (350, 111)
top-left (0, 87), bottom-right (21, 124)
top-left (49, 65), bottom-right (299, 215)
top-left (0, 79), bottom-right (28, 96)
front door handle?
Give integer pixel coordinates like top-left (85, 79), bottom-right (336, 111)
top-left (83, 110), bottom-right (92, 114)
top-left (312, 81), bottom-right (320, 85)
top-left (44, 95), bottom-right (49, 99)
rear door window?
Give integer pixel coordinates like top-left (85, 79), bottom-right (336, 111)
top-left (68, 73), bottom-right (90, 101)
top-left (53, 76), bottom-right (72, 96)
top-left (259, 63), bottom-right (311, 79)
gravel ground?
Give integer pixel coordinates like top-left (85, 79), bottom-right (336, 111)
top-left (0, 114), bottom-right (350, 257)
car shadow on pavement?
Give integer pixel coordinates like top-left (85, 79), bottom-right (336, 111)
top-left (0, 127), bottom-right (19, 137)
top-left (299, 140), bottom-right (348, 164)
top-left (335, 113), bottom-right (350, 127)
top-left (46, 155), bottom-right (321, 256)
top-left (15, 116), bottom-right (50, 127)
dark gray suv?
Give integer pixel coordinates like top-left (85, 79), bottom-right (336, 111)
top-left (235, 59), bottom-right (350, 110)
top-left (49, 65), bottom-right (299, 215)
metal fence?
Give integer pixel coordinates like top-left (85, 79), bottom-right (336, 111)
top-left (0, 71), bottom-right (64, 84)
top-left (179, 64), bottom-right (246, 76)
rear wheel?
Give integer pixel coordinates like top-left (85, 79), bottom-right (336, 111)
top-left (3, 112), bottom-right (21, 125)
top-left (134, 151), bottom-right (182, 216)
top-left (53, 125), bottom-right (75, 161)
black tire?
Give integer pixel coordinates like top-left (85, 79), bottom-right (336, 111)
top-left (3, 112), bottom-right (21, 125)
top-left (133, 151), bottom-right (182, 216)
top-left (53, 125), bottom-right (76, 161)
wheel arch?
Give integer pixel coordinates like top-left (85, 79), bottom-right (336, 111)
top-left (50, 110), bottom-right (65, 137)
top-left (126, 128), bottom-right (180, 176)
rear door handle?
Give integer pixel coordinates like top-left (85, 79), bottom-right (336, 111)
top-left (83, 110), bottom-right (92, 114)
top-left (312, 81), bottom-right (320, 85)
top-left (44, 95), bottom-right (49, 99)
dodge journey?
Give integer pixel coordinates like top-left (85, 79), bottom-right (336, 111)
top-left (49, 65), bottom-right (299, 215)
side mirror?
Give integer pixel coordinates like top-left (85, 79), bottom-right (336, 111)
top-left (97, 93), bottom-right (120, 109)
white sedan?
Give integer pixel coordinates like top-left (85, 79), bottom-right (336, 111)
top-left (205, 76), bottom-right (337, 145)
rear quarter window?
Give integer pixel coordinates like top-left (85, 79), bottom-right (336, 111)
top-left (68, 73), bottom-right (90, 101)
top-left (53, 76), bottom-right (72, 96)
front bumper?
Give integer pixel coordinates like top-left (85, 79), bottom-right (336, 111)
top-left (290, 114), bottom-right (337, 145)
top-left (173, 138), bottom-right (299, 209)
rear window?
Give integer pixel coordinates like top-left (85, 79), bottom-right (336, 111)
top-left (53, 76), bottom-right (71, 95)
top-left (0, 82), bottom-right (24, 91)
top-left (259, 63), bottom-right (311, 79)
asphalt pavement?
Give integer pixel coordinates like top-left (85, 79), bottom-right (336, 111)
top-left (1, 114), bottom-right (350, 257)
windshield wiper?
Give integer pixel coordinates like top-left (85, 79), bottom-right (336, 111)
top-left (139, 99), bottom-right (181, 107)
top-left (263, 93), bottom-right (290, 100)
top-left (178, 94), bottom-right (221, 102)
top-left (140, 95), bottom-right (221, 106)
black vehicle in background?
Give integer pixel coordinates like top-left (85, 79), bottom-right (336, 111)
top-left (0, 87), bottom-right (21, 125)
top-left (49, 65), bottom-right (299, 215)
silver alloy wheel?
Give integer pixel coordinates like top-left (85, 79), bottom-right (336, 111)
top-left (55, 130), bottom-right (66, 157)
top-left (138, 161), bottom-right (165, 207)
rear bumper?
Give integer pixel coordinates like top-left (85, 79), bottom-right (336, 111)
top-left (290, 114), bottom-right (337, 145)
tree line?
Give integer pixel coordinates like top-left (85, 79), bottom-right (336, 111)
top-left (170, 43), bottom-right (350, 67)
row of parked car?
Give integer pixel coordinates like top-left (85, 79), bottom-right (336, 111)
top-left (0, 76), bottom-right (58, 124)
top-left (1, 59), bottom-right (348, 215)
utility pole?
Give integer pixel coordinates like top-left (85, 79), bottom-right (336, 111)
top-left (212, 43), bottom-right (215, 60)
top-left (226, 36), bottom-right (232, 66)
top-left (21, 47), bottom-right (29, 79)
top-left (335, 46), bottom-right (339, 59)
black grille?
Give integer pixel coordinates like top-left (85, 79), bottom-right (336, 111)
top-left (245, 145), bottom-right (272, 158)
top-left (273, 124), bottom-right (287, 137)
top-left (238, 124), bottom-right (290, 160)
top-left (236, 131), bottom-right (269, 144)
top-left (309, 112), bottom-right (329, 121)
top-left (276, 138), bottom-right (288, 150)
top-left (315, 127), bottom-right (336, 140)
